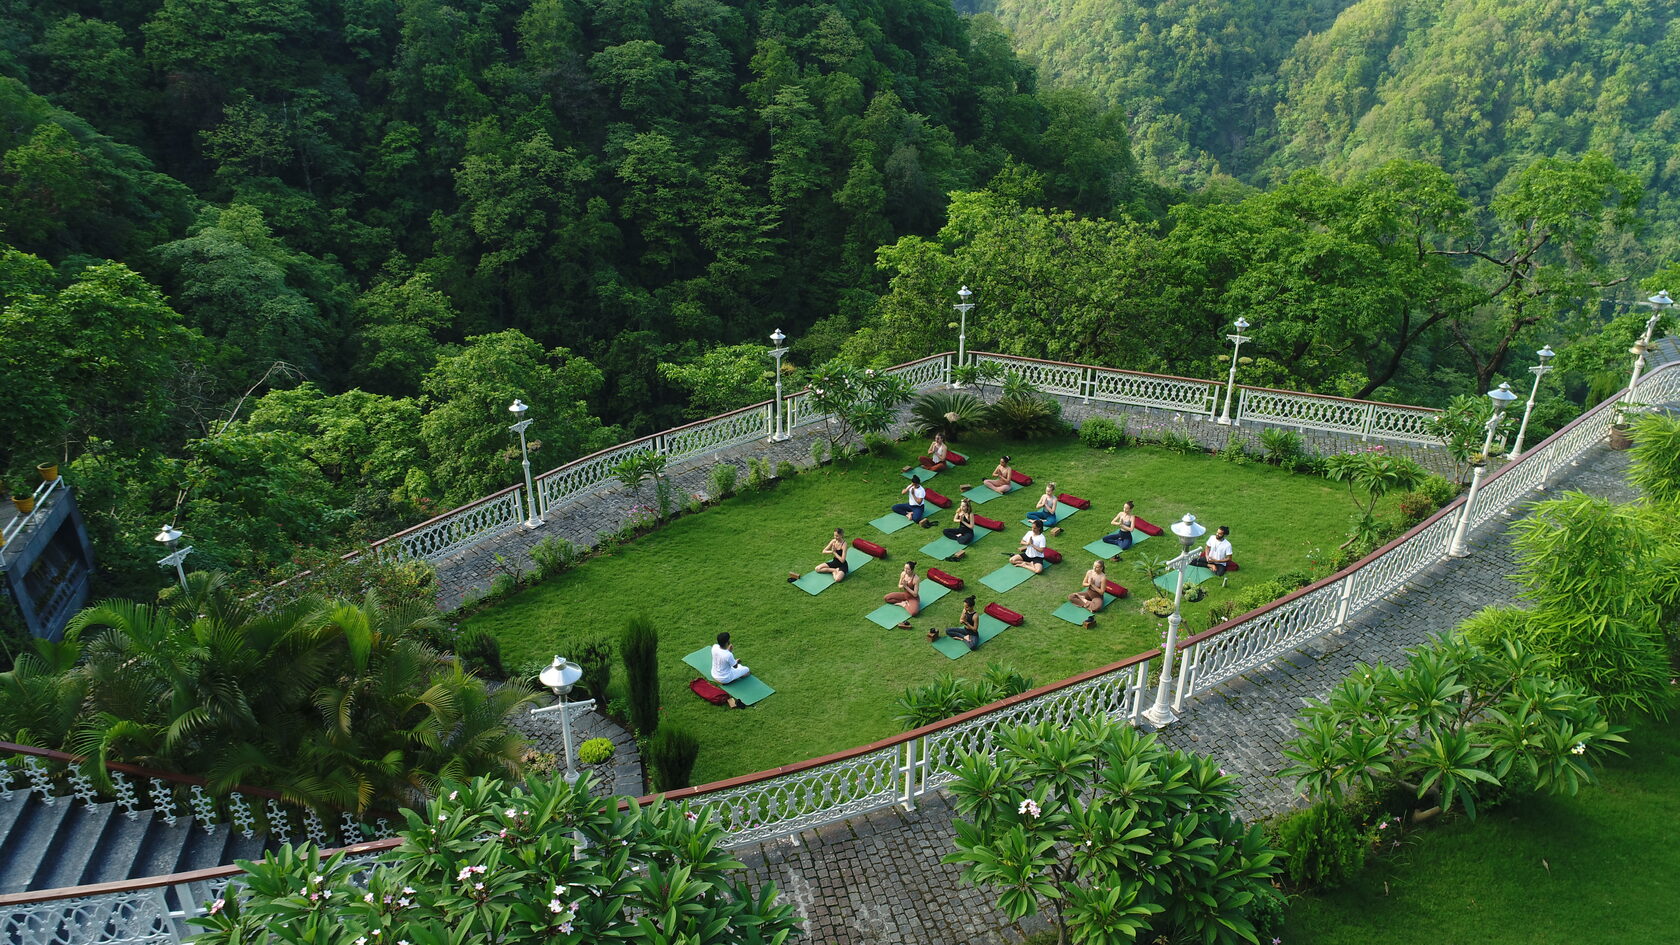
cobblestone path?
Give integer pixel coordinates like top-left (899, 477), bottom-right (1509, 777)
top-left (725, 440), bottom-right (1642, 945)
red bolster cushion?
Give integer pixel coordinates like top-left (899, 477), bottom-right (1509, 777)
top-left (1010, 470), bottom-right (1033, 486)
top-left (1042, 547), bottom-right (1063, 564)
top-left (927, 567), bottom-right (963, 590)
top-left (689, 678), bottom-right (732, 706)
top-left (1133, 516), bottom-right (1164, 537)
top-left (946, 451), bottom-right (967, 465)
top-left (1104, 580), bottom-right (1129, 599)
top-left (973, 514), bottom-right (1005, 531)
top-left (1057, 493), bottom-right (1091, 510)
top-left (985, 603), bottom-right (1024, 626)
top-left (852, 538), bottom-right (888, 558)
top-left (1226, 561), bottom-right (1239, 572)
top-left (924, 489), bottom-right (952, 509)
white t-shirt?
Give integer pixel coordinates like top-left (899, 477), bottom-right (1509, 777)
top-left (711, 644), bottom-right (737, 680)
top-left (1020, 530), bottom-right (1047, 559)
top-left (1204, 536), bottom-right (1233, 561)
top-left (908, 484), bottom-right (927, 506)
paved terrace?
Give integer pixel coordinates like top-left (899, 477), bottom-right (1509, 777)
top-left (720, 440), bottom-right (1641, 945)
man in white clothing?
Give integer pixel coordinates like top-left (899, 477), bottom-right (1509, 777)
top-left (711, 631), bottom-right (750, 684)
top-left (1192, 525), bottom-right (1233, 577)
top-left (892, 474), bottom-right (930, 524)
top-left (1009, 520), bottom-right (1049, 573)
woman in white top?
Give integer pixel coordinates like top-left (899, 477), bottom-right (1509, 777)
top-left (905, 432), bottom-right (950, 472)
top-left (1010, 520), bottom-right (1049, 573)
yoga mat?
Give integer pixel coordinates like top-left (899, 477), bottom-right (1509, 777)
top-left (1154, 567), bottom-right (1219, 594)
top-left (1021, 506), bottom-right (1082, 528)
top-left (962, 484), bottom-right (1013, 505)
top-left (1052, 595), bottom-right (1116, 626)
top-left (980, 563), bottom-right (1040, 593)
top-left (864, 582), bottom-right (954, 629)
top-left (682, 648), bottom-right (776, 705)
top-left (918, 525), bottom-right (996, 560)
top-left (901, 468), bottom-right (939, 481)
top-left (931, 615), bottom-right (1013, 660)
top-left (869, 512), bottom-right (918, 535)
top-left (790, 547), bottom-right (876, 595)
top-left (1081, 532), bottom-right (1149, 560)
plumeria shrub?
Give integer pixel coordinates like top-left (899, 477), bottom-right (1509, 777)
top-left (944, 718), bottom-right (1280, 945)
top-left (191, 775), bottom-right (800, 945)
top-left (1280, 636), bottom-right (1626, 820)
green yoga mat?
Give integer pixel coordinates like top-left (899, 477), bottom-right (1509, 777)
top-left (1021, 505), bottom-right (1082, 528)
top-left (1052, 595), bottom-right (1116, 626)
top-left (901, 468), bottom-right (939, 481)
top-left (790, 547), bottom-right (876, 595)
top-left (980, 562), bottom-right (1042, 593)
top-left (869, 511), bottom-right (918, 535)
top-left (681, 647), bottom-right (776, 705)
top-left (864, 582), bottom-right (954, 629)
top-left (918, 525), bottom-right (996, 560)
top-left (962, 484), bottom-right (1014, 505)
top-left (1081, 533), bottom-right (1149, 560)
top-left (1154, 567), bottom-right (1219, 594)
top-left (930, 614), bottom-right (1014, 659)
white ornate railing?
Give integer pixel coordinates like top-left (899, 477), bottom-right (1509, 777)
top-left (660, 405), bottom-right (773, 463)
top-left (1089, 365), bottom-right (1217, 413)
top-left (1238, 387), bottom-right (1439, 443)
top-left (534, 438), bottom-right (659, 513)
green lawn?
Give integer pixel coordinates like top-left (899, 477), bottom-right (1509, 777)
top-left (464, 433), bottom-right (1371, 786)
top-left (1284, 715), bottom-right (1680, 944)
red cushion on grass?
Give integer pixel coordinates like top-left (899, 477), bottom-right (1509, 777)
top-left (689, 678), bottom-right (731, 706)
top-left (852, 538), bottom-right (888, 558)
top-left (924, 489), bottom-right (952, 509)
top-left (1042, 547), bottom-right (1063, 564)
top-left (946, 451), bottom-right (967, 465)
top-left (1226, 561), bottom-right (1239, 572)
top-left (927, 567), bottom-right (964, 590)
top-left (1104, 580), bottom-right (1129, 598)
top-left (1132, 516), bottom-right (1164, 537)
top-left (973, 514), bottom-right (1005, 531)
top-left (1057, 493), bottom-right (1091, 510)
top-left (985, 603), bottom-right (1024, 626)
top-left (1009, 470), bottom-right (1033, 486)
top-left (919, 457), bottom-right (948, 471)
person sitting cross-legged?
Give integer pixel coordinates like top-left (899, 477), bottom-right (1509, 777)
top-left (710, 631), bottom-right (751, 684)
top-left (1067, 559), bottom-right (1108, 628)
top-left (1101, 500), bottom-right (1138, 552)
top-left (892, 474), bottom-right (931, 525)
top-left (1009, 520), bottom-right (1049, 573)
top-left (904, 432), bottom-right (952, 473)
top-left (883, 561), bottom-right (923, 629)
top-left (931, 596), bottom-right (982, 650)
top-left (1190, 525), bottom-right (1234, 581)
top-left (1025, 482), bottom-right (1062, 535)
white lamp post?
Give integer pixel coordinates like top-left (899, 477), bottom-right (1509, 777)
top-left (1216, 317), bottom-right (1253, 425)
top-left (1622, 291), bottom-right (1672, 419)
top-left (507, 400), bottom-right (544, 529)
top-left (153, 524), bottom-right (193, 594)
top-left (953, 286), bottom-right (975, 384)
top-left (1144, 513), bottom-right (1205, 726)
top-left (1510, 345), bottom-right (1555, 457)
top-left (532, 656), bottom-right (598, 784)
top-left (768, 329), bottom-right (790, 442)
top-left (1446, 383), bottom-right (1519, 558)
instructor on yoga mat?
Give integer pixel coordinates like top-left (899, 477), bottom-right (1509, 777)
top-left (710, 632), bottom-right (750, 684)
top-left (1191, 526), bottom-right (1233, 577)
top-left (1010, 520), bottom-right (1049, 573)
top-left (893, 474), bottom-right (930, 525)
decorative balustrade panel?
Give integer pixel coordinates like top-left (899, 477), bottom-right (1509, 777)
top-left (688, 743), bottom-right (904, 847)
top-left (391, 489), bottom-right (527, 562)
top-left (1180, 587), bottom-right (1343, 700)
top-left (533, 440), bottom-right (656, 514)
top-left (1237, 389), bottom-right (1369, 436)
top-left (784, 391), bottom-right (828, 430)
top-left (972, 355), bottom-right (1084, 396)
top-left (1343, 516), bottom-right (1454, 615)
top-left (1361, 403), bottom-right (1442, 444)
top-left (661, 407), bottom-right (771, 463)
top-left (885, 355), bottom-right (950, 391)
top-left (3, 890), bottom-right (177, 945)
top-left (1089, 368), bottom-right (1216, 414)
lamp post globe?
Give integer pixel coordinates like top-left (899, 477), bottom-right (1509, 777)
top-left (153, 524), bottom-right (192, 593)
top-left (539, 656), bottom-right (589, 783)
top-left (953, 286), bottom-right (975, 383)
top-left (1217, 317), bottom-right (1253, 426)
top-left (1511, 345), bottom-right (1556, 458)
top-left (1144, 513), bottom-right (1206, 726)
top-left (1624, 290), bottom-right (1673, 414)
top-left (1447, 383), bottom-right (1519, 558)
top-left (768, 329), bottom-right (790, 442)
top-left (507, 399), bottom-right (544, 528)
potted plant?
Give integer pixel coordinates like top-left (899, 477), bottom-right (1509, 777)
top-left (36, 462), bottom-right (58, 482)
top-left (12, 492), bottom-right (35, 515)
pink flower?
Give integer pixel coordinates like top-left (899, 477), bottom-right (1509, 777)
top-left (209, 899), bottom-right (225, 915)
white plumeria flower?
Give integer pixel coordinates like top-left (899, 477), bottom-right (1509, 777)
top-left (549, 899), bottom-right (565, 914)
top-left (1572, 742), bottom-right (1587, 755)
top-left (449, 790), bottom-right (459, 800)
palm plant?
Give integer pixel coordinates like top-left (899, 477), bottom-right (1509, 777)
top-left (910, 390), bottom-right (988, 439)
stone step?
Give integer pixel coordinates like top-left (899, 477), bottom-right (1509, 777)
top-left (30, 801), bottom-right (115, 890)
top-left (130, 810), bottom-right (196, 880)
top-left (0, 796), bottom-right (70, 893)
top-left (78, 803), bottom-right (155, 886)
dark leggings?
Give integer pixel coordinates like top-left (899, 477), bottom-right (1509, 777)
top-left (942, 525), bottom-right (974, 544)
top-left (1101, 530), bottom-right (1133, 548)
top-left (945, 627), bottom-right (979, 650)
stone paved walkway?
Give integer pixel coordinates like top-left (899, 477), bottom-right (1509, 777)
top-left (723, 438), bottom-right (1643, 945)
top-left (508, 698), bottom-right (644, 798)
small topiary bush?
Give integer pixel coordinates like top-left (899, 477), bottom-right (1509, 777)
top-left (708, 462), bottom-right (739, 499)
top-left (648, 725), bottom-right (700, 790)
top-left (1269, 799), bottom-right (1372, 891)
top-left (621, 616), bottom-right (660, 736)
top-left (775, 459), bottom-right (796, 480)
top-left (578, 737), bottom-right (616, 766)
top-left (745, 456), bottom-right (772, 491)
top-left (1078, 415), bottom-right (1126, 449)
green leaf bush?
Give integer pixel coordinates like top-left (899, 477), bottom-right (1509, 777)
top-left (1077, 415), bottom-right (1127, 449)
top-left (578, 737), bottom-right (615, 766)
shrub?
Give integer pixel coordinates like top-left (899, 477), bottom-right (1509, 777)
top-left (893, 664), bottom-right (1034, 730)
top-left (1417, 473), bottom-right (1462, 507)
top-left (775, 459), bottom-right (796, 480)
top-left (1273, 569), bottom-right (1314, 590)
top-left (1258, 428), bottom-right (1304, 465)
top-left (487, 572), bottom-right (518, 600)
top-left (1077, 415), bottom-right (1126, 449)
top-left (1156, 429), bottom-right (1201, 454)
top-left (708, 462), bottom-right (738, 499)
top-left (578, 737), bottom-right (615, 766)
top-left (986, 393), bottom-right (1064, 439)
top-left (529, 536), bottom-right (580, 579)
top-left (1269, 800), bottom-right (1372, 890)
top-left (648, 725), bottom-right (700, 790)
top-left (1395, 490), bottom-right (1436, 525)
top-left (862, 432), bottom-right (894, 455)
top-left (911, 390), bottom-right (988, 439)
top-left (455, 629), bottom-right (506, 679)
top-left (745, 456), bottom-right (772, 491)
top-left (620, 617), bottom-right (660, 736)
top-left (568, 632), bottom-right (614, 707)
top-left (808, 437), bottom-right (828, 467)
top-left (1628, 412), bottom-right (1680, 504)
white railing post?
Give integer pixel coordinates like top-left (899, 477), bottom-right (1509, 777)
top-left (1171, 641), bottom-right (1195, 713)
top-left (1359, 403), bottom-right (1375, 441)
top-left (1334, 570), bottom-right (1357, 630)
